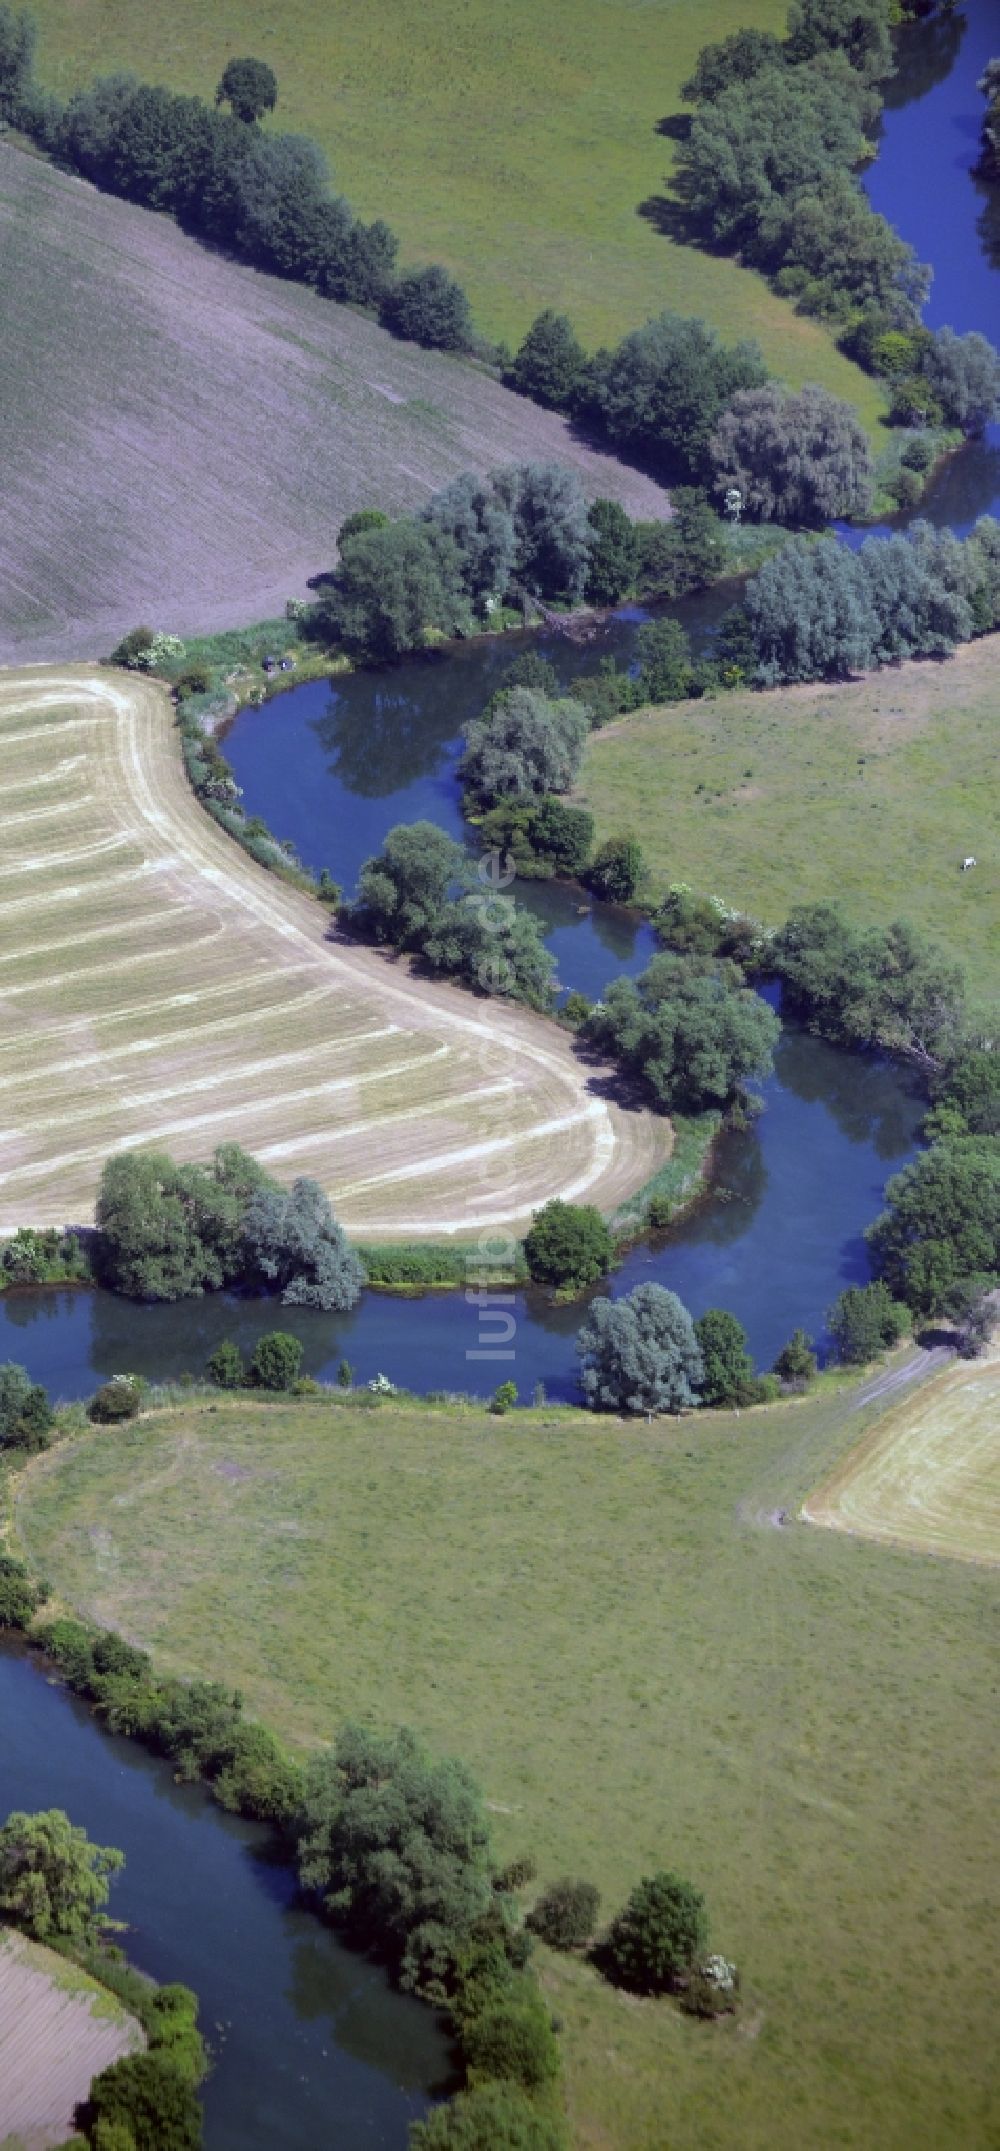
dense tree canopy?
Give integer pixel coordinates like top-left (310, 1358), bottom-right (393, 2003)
top-left (867, 1140), bottom-right (1000, 1314)
top-left (681, 27), bottom-right (785, 104)
top-left (509, 310), bottom-right (586, 409)
top-left (584, 953), bottom-right (779, 1113)
top-left (215, 55), bottom-right (277, 124)
top-left (87, 2051), bottom-right (203, 2151)
top-left (381, 264), bottom-right (473, 350)
top-left (0, 1808), bottom-right (123, 1943)
top-left (461, 688), bottom-right (589, 805)
top-left (318, 520), bottom-right (469, 660)
top-left (581, 311), bottom-right (768, 480)
top-left (693, 1309), bottom-right (759, 1407)
top-left (826, 1280), bottom-right (909, 1362)
top-left (355, 821), bottom-right (465, 947)
top-left (523, 1201), bottom-right (613, 1290)
top-left (603, 1871), bottom-right (709, 1991)
top-left (410, 2082), bottom-right (568, 2150)
top-left (242, 1179), bottom-right (365, 1310)
top-left (785, 0), bottom-right (892, 79)
top-left (576, 1283), bottom-right (704, 1414)
top-left (351, 820), bottom-right (554, 1007)
top-left (710, 383), bottom-right (874, 524)
top-left (95, 1144), bottom-right (272, 1299)
top-left (922, 326), bottom-right (1000, 434)
top-left (771, 906), bottom-right (966, 1067)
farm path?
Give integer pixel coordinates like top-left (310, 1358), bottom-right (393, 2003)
top-left (0, 666), bottom-right (669, 1237)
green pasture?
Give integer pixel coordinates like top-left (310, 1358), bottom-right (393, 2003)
top-left (18, 1381), bottom-right (999, 2149)
top-left (578, 635), bottom-right (1000, 998)
top-left (27, 0), bottom-right (885, 431)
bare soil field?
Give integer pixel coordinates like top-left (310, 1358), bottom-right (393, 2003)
top-left (0, 1928), bottom-right (142, 2151)
top-left (0, 666), bottom-right (667, 1237)
top-left (802, 1357), bottom-right (1000, 1565)
top-left (0, 144), bottom-right (671, 666)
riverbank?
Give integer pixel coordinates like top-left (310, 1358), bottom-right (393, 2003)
top-left (12, 1371), bottom-right (997, 2151)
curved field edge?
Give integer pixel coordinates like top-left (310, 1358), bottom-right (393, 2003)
top-left (576, 635), bottom-right (1000, 998)
top-left (0, 665), bottom-right (669, 1238)
top-left (13, 1378), bottom-right (999, 2151)
top-left (801, 1355), bottom-right (1000, 1565)
top-left (0, 142), bottom-right (672, 666)
top-left (0, 1929), bottom-right (143, 2150)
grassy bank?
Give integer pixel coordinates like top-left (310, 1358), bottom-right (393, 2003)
top-left (16, 1381), bottom-right (998, 2150)
top-left (578, 636), bottom-right (1000, 997)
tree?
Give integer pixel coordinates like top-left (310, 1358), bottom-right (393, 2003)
top-left (0, 1554), bottom-right (45, 1630)
top-left (460, 689), bottom-right (589, 805)
top-left (773, 1329), bottom-right (818, 1384)
top-left (743, 538), bottom-right (878, 684)
top-left (826, 1281), bottom-right (909, 1363)
top-left (0, 1362), bottom-right (53, 1452)
top-left (694, 1309), bottom-right (758, 1407)
top-left (602, 1871), bottom-right (709, 1992)
top-left (491, 463), bottom-right (594, 601)
top-left (249, 1331), bottom-right (303, 1390)
top-left (677, 57), bottom-right (873, 257)
top-left (215, 56), bottom-right (277, 124)
top-left (583, 953), bottom-right (779, 1113)
top-left (978, 57), bottom-right (1000, 180)
top-left (922, 326), bottom-right (1000, 435)
top-left (771, 906), bottom-right (966, 1065)
top-left (462, 1991), bottom-right (561, 2089)
top-left (585, 835), bottom-right (644, 903)
top-left (867, 1139), bottom-right (1000, 1314)
top-left (710, 383), bottom-right (874, 524)
top-left (935, 1049), bottom-right (1000, 1138)
top-left (0, 4), bottom-right (36, 121)
top-left (584, 499), bottom-right (638, 606)
top-left (635, 617), bottom-right (694, 700)
top-left (526, 1878), bottom-right (600, 1950)
top-left (524, 1201), bottom-right (613, 1291)
top-left (242, 1178), bottom-right (365, 1310)
top-left (354, 821), bottom-right (465, 947)
top-left (421, 890), bottom-right (555, 1010)
top-left (316, 519), bottom-right (469, 660)
top-left (576, 1283), bottom-right (704, 1414)
top-left (207, 1340), bottom-right (244, 1389)
top-left (410, 2081), bottom-right (568, 2150)
top-left (338, 508), bottom-right (390, 548)
top-left (585, 311), bottom-right (768, 480)
top-left (0, 1809), bottom-right (124, 1943)
top-left (95, 1145), bottom-right (272, 1300)
top-left (297, 1723), bottom-right (494, 1993)
top-left (785, 0), bottom-right (893, 78)
top-left (423, 472), bottom-right (518, 611)
top-left (682, 28), bottom-right (785, 103)
top-left (381, 265), bottom-right (473, 351)
top-left (510, 311), bottom-right (586, 409)
top-left (86, 2052), bottom-right (202, 2151)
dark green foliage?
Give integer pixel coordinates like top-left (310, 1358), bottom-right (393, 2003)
top-left (635, 617), bottom-right (694, 701)
top-left (0, 4), bottom-right (36, 120)
top-left (922, 327), bottom-right (1000, 435)
top-left (771, 906), bottom-right (966, 1065)
top-left (0, 1362), bottom-right (53, 1452)
top-left (602, 1870), bottom-right (709, 1992)
top-left (0, 1554), bottom-right (46, 1630)
top-left (410, 2081), bottom-right (567, 2150)
top-left (744, 538), bottom-right (878, 684)
top-left (524, 1201), bottom-right (613, 1291)
top-left (654, 886), bottom-right (729, 957)
top-left (585, 499), bottom-right (638, 605)
top-left (585, 836), bottom-right (644, 903)
top-left (826, 1281), bottom-right (910, 1362)
top-left (678, 54), bottom-right (874, 255)
top-left (242, 1178), bottom-right (365, 1311)
top-left (785, 0), bottom-right (893, 78)
top-left (110, 625), bottom-right (156, 668)
top-left (682, 28), bottom-right (785, 103)
top-left (509, 311), bottom-right (586, 409)
top-left (317, 520), bottom-right (470, 660)
top-left (338, 508), bottom-right (391, 547)
top-left (88, 1377), bottom-right (143, 1425)
top-left (421, 889), bottom-right (555, 1011)
top-left (207, 1339), bottom-right (244, 1389)
top-left (381, 265), bottom-right (473, 350)
top-left (583, 953), bottom-right (779, 1113)
top-left (95, 1143), bottom-right (273, 1300)
top-left (582, 311), bottom-right (768, 481)
top-left (215, 56), bottom-right (277, 124)
top-left (142, 1985), bottom-right (207, 2085)
top-left (526, 1878), bottom-right (600, 1950)
top-left (297, 1722), bottom-right (495, 1994)
top-left (355, 821), bottom-right (464, 946)
top-left (0, 1226), bottom-right (90, 1288)
top-left (567, 659), bottom-right (641, 728)
top-left (462, 1987), bottom-right (560, 2088)
top-left (352, 815), bottom-right (555, 1006)
top-left (710, 384), bottom-right (874, 523)
top-left (461, 690), bottom-right (589, 805)
top-left (773, 1328), bottom-right (818, 1384)
top-left (0, 1809), bottom-right (124, 1943)
top-left (635, 489), bottom-right (726, 599)
top-left (935, 1050), bottom-right (1000, 1138)
top-left (84, 2053), bottom-right (202, 2151)
top-left (576, 1282), bottom-right (704, 1415)
top-left (694, 1309), bottom-right (759, 1406)
top-left (867, 1140), bottom-right (1000, 1315)
top-left (492, 463), bottom-right (594, 602)
top-left (477, 796), bottom-right (594, 880)
top-left (249, 1331), bottom-right (303, 1391)
top-left (490, 1381), bottom-right (518, 1415)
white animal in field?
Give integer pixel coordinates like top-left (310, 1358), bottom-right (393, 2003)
top-left (961, 856), bottom-right (977, 871)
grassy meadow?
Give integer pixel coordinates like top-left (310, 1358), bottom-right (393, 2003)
top-left (17, 1379), bottom-right (999, 2150)
top-left (578, 635), bottom-right (1000, 997)
top-left (25, 0), bottom-right (885, 431)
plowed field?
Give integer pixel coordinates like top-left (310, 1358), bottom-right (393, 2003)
top-left (0, 667), bottom-right (667, 1237)
top-left (0, 1929), bottom-right (142, 2151)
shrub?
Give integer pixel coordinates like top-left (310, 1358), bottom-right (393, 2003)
top-left (526, 1878), bottom-right (600, 1951)
top-left (490, 1382), bottom-right (518, 1415)
top-left (381, 265), bottom-right (473, 351)
top-left (602, 1871), bottom-right (709, 1992)
top-left (585, 836), bottom-right (644, 903)
top-left (679, 1955), bottom-right (739, 2018)
top-left (827, 1281), bottom-right (909, 1363)
top-left (694, 1308), bottom-right (759, 1407)
top-left (494, 1855), bottom-right (537, 1892)
top-left (84, 2052), bottom-right (202, 2150)
top-left (0, 1553), bottom-right (46, 1630)
top-left (524, 1201), bottom-right (613, 1291)
top-left (207, 1339), bottom-right (244, 1389)
top-left (773, 1328), bottom-right (818, 1384)
top-left (249, 1332), bottom-right (303, 1391)
top-left (88, 1376), bottom-right (143, 1424)
top-left (462, 1989), bottom-right (560, 2089)
top-left (646, 1193), bottom-right (674, 1231)
top-left (110, 625), bottom-right (156, 668)
top-left (409, 2081), bottom-right (567, 2150)
top-left (509, 310), bottom-right (585, 409)
top-left (0, 1362), bottom-right (53, 1451)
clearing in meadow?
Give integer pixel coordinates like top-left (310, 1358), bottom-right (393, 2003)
top-left (0, 143), bottom-right (672, 665)
top-left (577, 634), bottom-right (1000, 997)
top-left (0, 666), bottom-right (666, 1236)
top-left (802, 1355), bottom-right (1000, 1564)
top-left (16, 1380), bottom-right (999, 2151)
top-left (24, 0), bottom-right (885, 427)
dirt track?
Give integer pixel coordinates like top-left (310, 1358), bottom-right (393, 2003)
top-left (0, 666), bottom-right (669, 1237)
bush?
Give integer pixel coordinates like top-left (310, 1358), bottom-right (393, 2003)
top-left (409, 2081), bottom-right (567, 2150)
top-left (490, 1382), bottom-right (518, 1415)
top-left (827, 1281), bottom-right (909, 1364)
top-left (694, 1308), bottom-right (759, 1407)
top-left (88, 1376), bottom-right (143, 1424)
top-left (381, 265), bottom-right (473, 351)
top-left (602, 1871), bottom-right (709, 1992)
top-left (526, 1878), bottom-right (600, 1951)
top-left (84, 2052), bottom-right (202, 2151)
top-left (0, 1362), bottom-right (54, 1451)
top-left (207, 1339), bottom-right (244, 1389)
top-left (524, 1201), bottom-right (613, 1291)
top-left (0, 1553), bottom-right (46, 1630)
top-left (249, 1332), bottom-right (303, 1391)
top-left (773, 1328), bottom-right (818, 1384)
top-left (585, 836), bottom-right (644, 904)
top-left (462, 1990), bottom-right (560, 2089)
top-left (509, 310), bottom-right (585, 409)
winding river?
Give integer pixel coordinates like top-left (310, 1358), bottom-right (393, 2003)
top-left (3, 13), bottom-right (997, 2146)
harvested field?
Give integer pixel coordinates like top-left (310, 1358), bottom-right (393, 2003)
top-left (803, 1357), bottom-right (1000, 1565)
top-left (0, 144), bottom-right (671, 666)
top-left (0, 666), bottom-right (667, 1237)
top-left (0, 1928), bottom-right (142, 2151)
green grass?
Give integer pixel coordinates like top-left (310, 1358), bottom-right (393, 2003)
top-left (17, 1382), bottom-right (999, 2150)
top-left (578, 635), bottom-right (1000, 997)
top-left (27, 0), bottom-right (886, 434)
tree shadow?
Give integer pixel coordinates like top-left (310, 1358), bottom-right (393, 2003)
top-left (655, 112), bottom-right (691, 142)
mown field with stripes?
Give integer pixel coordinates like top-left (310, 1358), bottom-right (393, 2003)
top-left (0, 667), bottom-right (666, 1238)
top-left (803, 1355), bottom-right (1000, 1566)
